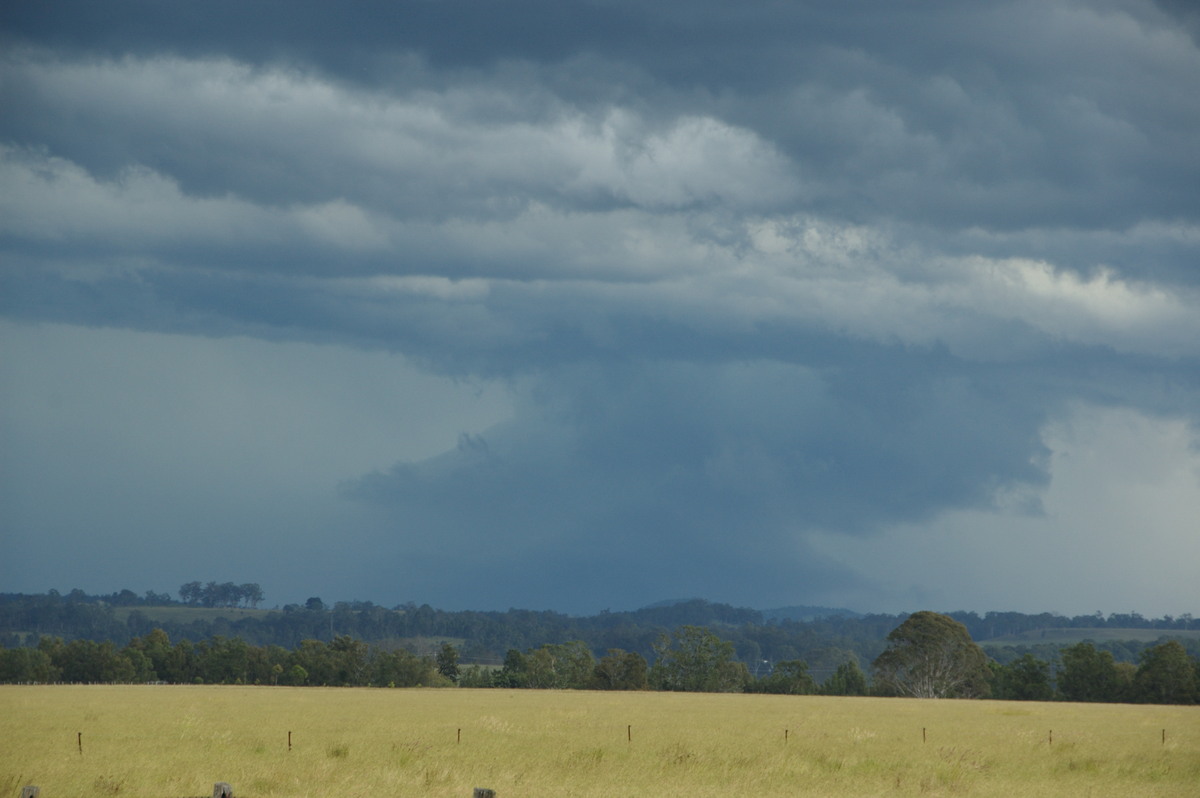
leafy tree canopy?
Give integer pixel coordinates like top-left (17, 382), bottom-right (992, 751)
top-left (1133, 640), bottom-right (1198, 705)
top-left (988, 653), bottom-right (1054, 701)
top-left (651, 625), bottom-right (749, 693)
top-left (1058, 642), bottom-right (1124, 702)
top-left (872, 611), bottom-right (990, 698)
top-left (820, 659), bottom-right (869, 696)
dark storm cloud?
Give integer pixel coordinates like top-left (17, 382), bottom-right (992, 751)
top-left (4, 2), bottom-right (1195, 242)
top-left (2, 0), bottom-right (1198, 612)
top-left (6, 0), bottom-right (1198, 246)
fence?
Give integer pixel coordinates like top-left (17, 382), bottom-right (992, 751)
top-left (16, 787), bottom-right (499, 798)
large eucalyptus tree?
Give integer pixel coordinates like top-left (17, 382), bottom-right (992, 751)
top-left (872, 611), bottom-right (990, 698)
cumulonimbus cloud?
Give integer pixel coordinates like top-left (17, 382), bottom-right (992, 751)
top-left (2, 0), bottom-right (1198, 612)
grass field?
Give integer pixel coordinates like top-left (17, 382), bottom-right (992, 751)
top-left (2, 686), bottom-right (1197, 797)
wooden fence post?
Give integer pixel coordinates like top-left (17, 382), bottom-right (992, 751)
top-left (213, 782), bottom-right (234, 798)
top-left (20, 787), bottom-right (39, 798)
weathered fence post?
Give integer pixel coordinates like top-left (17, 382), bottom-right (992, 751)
top-left (213, 782), bottom-right (234, 798)
top-left (20, 786), bottom-right (39, 798)
top-left (473, 789), bottom-right (496, 798)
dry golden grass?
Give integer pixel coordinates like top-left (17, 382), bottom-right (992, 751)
top-left (2, 685), bottom-right (1197, 797)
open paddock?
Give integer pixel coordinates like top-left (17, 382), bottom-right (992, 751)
top-left (2, 685), bottom-right (1197, 797)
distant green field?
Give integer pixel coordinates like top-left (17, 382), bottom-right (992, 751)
top-left (981, 628), bottom-right (1200, 646)
top-left (111, 606), bottom-right (278, 624)
top-left (2, 685), bottom-right (1197, 797)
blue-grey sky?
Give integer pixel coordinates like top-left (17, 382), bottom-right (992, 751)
top-left (2, 0), bottom-right (1198, 616)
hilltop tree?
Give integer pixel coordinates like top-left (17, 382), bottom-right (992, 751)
top-left (239, 583), bottom-right (264, 608)
top-left (872, 611), bottom-right (990, 698)
top-left (179, 582), bottom-right (203, 605)
top-left (178, 581), bottom-right (262, 608)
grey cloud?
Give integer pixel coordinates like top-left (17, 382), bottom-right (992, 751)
top-left (346, 354), bottom-right (1054, 542)
top-left (330, 348), bottom-right (1070, 612)
top-left (0, 57), bottom-right (797, 238)
top-left (6, 1), bottom-right (1197, 245)
top-left (3, 0), bottom-right (1198, 612)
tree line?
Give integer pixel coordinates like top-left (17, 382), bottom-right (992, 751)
top-left (4, 591), bottom-right (1195, 679)
top-left (2, 614), bottom-right (1195, 704)
top-left (862, 612), bottom-right (1198, 705)
top-left (0, 630), bottom-right (447, 688)
top-left (468, 616), bottom-right (1197, 704)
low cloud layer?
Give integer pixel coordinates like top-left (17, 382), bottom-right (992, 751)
top-left (2, 1), bottom-right (1198, 614)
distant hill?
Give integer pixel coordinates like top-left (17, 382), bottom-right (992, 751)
top-left (624, 599), bottom-right (762, 627)
top-left (639, 598), bottom-right (706, 610)
top-left (761, 605), bottom-right (864, 622)
top-left (642, 599), bottom-right (863, 623)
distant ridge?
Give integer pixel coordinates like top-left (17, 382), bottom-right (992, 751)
top-left (761, 605), bottom-right (864, 622)
top-left (641, 599), bottom-right (863, 623)
top-left (640, 598), bottom-right (706, 610)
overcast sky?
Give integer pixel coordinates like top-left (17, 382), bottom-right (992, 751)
top-left (2, 0), bottom-right (1198, 617)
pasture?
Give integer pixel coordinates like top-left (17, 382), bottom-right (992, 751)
top-left (2, 685), bottom-right (1197, 797)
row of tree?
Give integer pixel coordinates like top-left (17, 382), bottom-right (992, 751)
top-left (0, 625), bottom-right (868, 695)
top-left (7, 614), bottom-right (1192, 704)
top-left (0, 630), bottom-right (446, 687)
top-left (870, 612), bottom-right (1199, 705)
top-left (467, 614), bottom-right (1198, 704)
top-left (7, 593), bottom-right (1195, 677)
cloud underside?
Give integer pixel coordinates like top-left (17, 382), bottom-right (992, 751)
top-left (2, 0), bottom-right (1199, 611)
